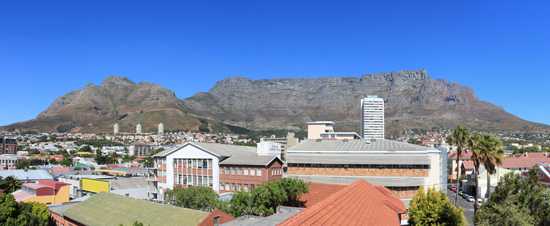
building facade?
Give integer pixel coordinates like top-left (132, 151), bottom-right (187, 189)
top-left (1, 137), bottom-right (17, 154)
top-left (360, 96), bottom-right (385, 140)
top-left (306, 121), bottom-right (335, 140)
top-left (286, 139), bottom-right (447, 203)
top-left (151, 142), bottom-right (283, 201)
top-left (0, 154), bottom-right (23, 170)
top-left (12, 180), bottom-right (70, 205)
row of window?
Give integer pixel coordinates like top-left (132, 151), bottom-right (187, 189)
top-left (221, 167), bottom-right (263, 176)
top-left (288, 163), bottom-right (430, 169)
top-left (386, 186), bottom-right (420, 191)
top-left (221, 183), bottom-right (255, 192)
top-left (175, 175), bottom-right (214, 187)
top-left (174, 158), bottom-right (213, 169)
top-left (270, 168), bottom-right (283, 176)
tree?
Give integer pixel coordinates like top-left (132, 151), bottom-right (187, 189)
top-left (79, 145), bottom-right (92, 153)
top-left (277, 178), bottom-right (308, 206)
top-left (446, 125), bottom-right (470, 204)
top-left (476, 170), bottom-right (550, 226)
top-left (165, 186), bottom-right (218, 211)
top-left (226, 178), bottom-right (309, 217)
top-left (0, 194), bottom-right (18, 223)
top-left (0, 194), bottom-right (50, 226)
top-left (15, 159), bottom-right (31, 170)
top-left (408, 187), bottom-right (466, 226)
top-left (468, 133), bottom-right (504, 216)
top-left (0, 176), bottom-right (22, 193)
top-left (477, 134), bottom-right (504, 199)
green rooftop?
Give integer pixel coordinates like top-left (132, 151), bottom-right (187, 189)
top-left (59, 193), bottom-right (208, 226)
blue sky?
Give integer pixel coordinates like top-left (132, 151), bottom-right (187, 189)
top-left (0, 0), bottom-right (549, 126)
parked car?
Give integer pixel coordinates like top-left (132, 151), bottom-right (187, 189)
top-left (466, 196), bottom-right (475, 202)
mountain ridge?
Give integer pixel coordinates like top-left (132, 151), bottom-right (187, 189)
top-left (4, 70), bottom-right (549, 135)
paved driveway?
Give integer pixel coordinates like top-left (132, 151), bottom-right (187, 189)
top-left (447, 189), bottom-right (474, 226)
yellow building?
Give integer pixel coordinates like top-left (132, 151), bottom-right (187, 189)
top-left (81, 178), bottom-right (110, 193)
top-left (12, 180), bottom-right (70, 205)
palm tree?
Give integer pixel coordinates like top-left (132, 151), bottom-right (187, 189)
top-left (447, 125), bottom-right (470, 204)
top-left (469, 133), bottom-right (504, 217)
top-left (0, 176), bottom-right (22, 193)
top-left (479, 135), bottom-right (504, 199)
top-left (468, 133), bottom-right (482, 216)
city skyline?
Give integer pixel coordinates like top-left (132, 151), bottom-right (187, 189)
top-left (1, 0), bottom-right (549, 126)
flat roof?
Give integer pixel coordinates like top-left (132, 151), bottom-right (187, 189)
top-left (54, 193), bottom-right (208, 226)
top-left (288, 139), bottom-right (436, 152)
top-left (0, 170), bottom-right (53, 181)
top-left (306, 121), bottom-right (335, 125)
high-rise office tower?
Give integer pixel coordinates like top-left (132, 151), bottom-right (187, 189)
top-left (360, 96), bottom-right (385, 140)
top-left (113, 123), bottom-right (119, 135)
top-left (158, 123), bottom-right (164, 135)
top-left (136, 123), bottom-right (143, 134)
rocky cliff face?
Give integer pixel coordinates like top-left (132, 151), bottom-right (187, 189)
top-left (183, 70), bottom-right (549, 135)
top-left (5, 71), bottom-right (549, 135)
top-left (9, 76), bottom-right (205, 133)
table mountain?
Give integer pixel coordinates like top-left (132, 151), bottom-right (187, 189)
top-left (4, 71), bottom-right (549, 135)
top-left (183, 70), bottom-right (549, 136)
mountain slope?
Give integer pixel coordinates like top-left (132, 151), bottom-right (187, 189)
top-left (183, 70), bottom-right (549, 135)
top-left (6, 76), bottom-right (217, 133)
top-left (4, 71), bottom-right (549, 135)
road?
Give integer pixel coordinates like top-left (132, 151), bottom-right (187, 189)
top-left (447, 189), bottom-right (474, 226)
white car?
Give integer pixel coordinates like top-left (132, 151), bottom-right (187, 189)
top-left (466, 196), bottom-right (475, 202)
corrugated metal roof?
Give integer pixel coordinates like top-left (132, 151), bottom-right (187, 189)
top-left (0, 170), bottom-right (53, 181)
top-left (287, 153), bottom-right (431, 165)
top-left (222, 207), bottom-right (303, 226)
top-left (288, 139), bottom-right (434, 152)
top-left (154, 142), bottom-right (281, 166)
top-left (195, 143), bottom-right (279, 166)
top-left (59, 193), bottom-right (208, 226)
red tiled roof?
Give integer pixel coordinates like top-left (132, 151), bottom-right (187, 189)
top-left (198, 209), bottom-right (235, 226)
top-left (23, 180), bottom-right (69, 191)
top-left (502, 152), bottom-right (550, 169)
top-left (299, 183), bottom-right (347, 207)
top-left (462, 160), bottom-right (475, 170)
top-left (278, 180), bottom-right (406, 226)
top-left (37, 180), bottom-right (70, 190)
top-left (448, 150), bottom-right (473, 160)
top-left (49, 166), bottom-right (72, 175)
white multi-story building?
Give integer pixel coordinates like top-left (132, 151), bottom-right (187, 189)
top-left (158, 123), bottom-right (164, 135)
top-left (113, 123), bottom-right (119, 135)
top-left (360, 96), bottom-right (385, 140)
top-left (150, 142), bottom-right (283, 201)
top-left (136, 123), bottom-right (143, 134)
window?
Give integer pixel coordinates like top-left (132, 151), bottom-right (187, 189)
top-left (256, 169), bottom-right (262, 176)
top-left (250, 168), bottom-right (256, 176)
top-left (244, 168), bottom-right (249, 175)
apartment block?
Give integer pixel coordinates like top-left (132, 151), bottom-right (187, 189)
top-left (361, 96), bottom-right (385, 140)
